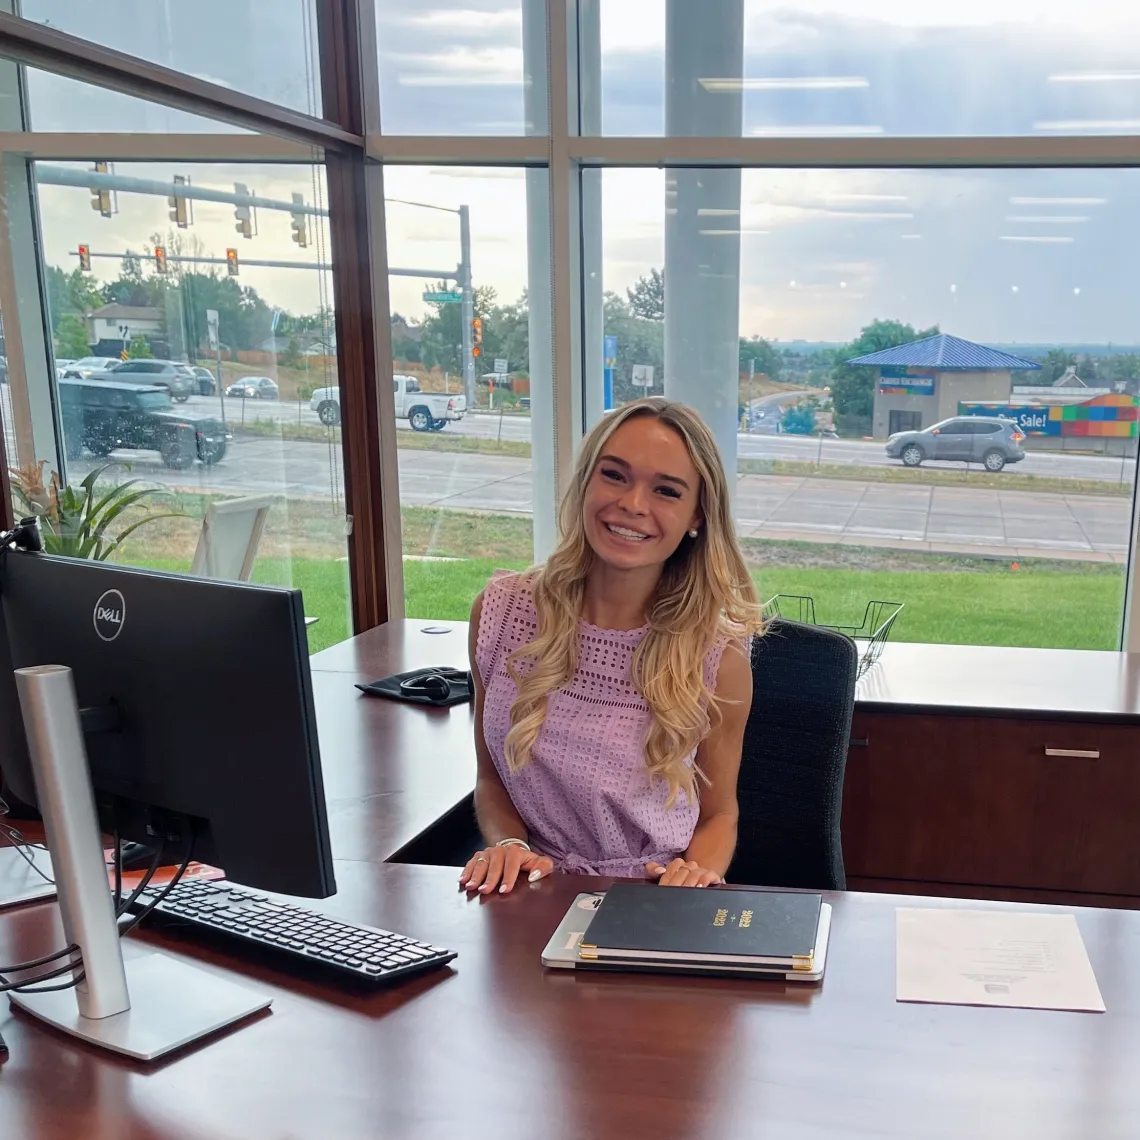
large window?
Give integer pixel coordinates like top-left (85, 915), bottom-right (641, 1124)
top-left (382, 166), bottom-right (545, 619)
top-left (597, 0), bottom-right (1140, 137)
top-left (4, 3), bottom-right (1140, 653)
top-left (7, 150), bottom-right (351, 651)
top-left (21, 2), bottom-right (321, 115)
top-left (599, 165), bottom-right (1138, 649)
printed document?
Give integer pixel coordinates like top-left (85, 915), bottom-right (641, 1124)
top-left (896, 908), bottom-right (1105, 1012)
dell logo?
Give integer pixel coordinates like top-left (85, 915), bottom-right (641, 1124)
top-left (93, 589), bottom-right (126, 642)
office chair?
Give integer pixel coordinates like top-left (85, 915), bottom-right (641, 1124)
top-left (729, 618), bottom-right (858, 891)
top-left (189, 494), bottom-right (275, 582)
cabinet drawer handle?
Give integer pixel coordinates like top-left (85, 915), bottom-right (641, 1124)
top-left (1044, 747), bottom-right (1100, 759)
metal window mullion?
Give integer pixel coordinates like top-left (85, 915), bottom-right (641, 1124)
top-left (547, 0), bottom-right (580, 534)
top-left (567, 134), bottom-right (1140, 168)
top-left (365, 135), bottom-right (548, 164)
top-left (354, 0), bottom-right (405, 617)
top-left (0, 13), bottom-right (360, 151)
top-left (0, 132), bottom-right (318, 162)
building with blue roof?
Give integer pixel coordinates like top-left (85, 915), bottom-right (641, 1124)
top-left (847, 332), bottom-right (1041, 439)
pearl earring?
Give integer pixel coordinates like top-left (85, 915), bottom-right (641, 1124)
top-left (688, 529), bottom-right (699, 538)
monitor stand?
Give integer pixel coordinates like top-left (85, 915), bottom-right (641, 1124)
top-left (9, 664), bottom-right (271, 1062)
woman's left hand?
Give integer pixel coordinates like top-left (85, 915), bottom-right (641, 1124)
top-left (646, 858), bottom-right (722, 887)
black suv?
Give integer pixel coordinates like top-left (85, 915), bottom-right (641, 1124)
top-left (107, 359), bottom-right (197, 402)
top-left (60, 378), bottom-right (227, 468)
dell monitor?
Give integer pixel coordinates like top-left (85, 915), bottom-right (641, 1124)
top-left (0, 550), bottom-right (335, 899)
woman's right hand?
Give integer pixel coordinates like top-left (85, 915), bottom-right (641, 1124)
top-left (459, 845), bottom-right (554, 896)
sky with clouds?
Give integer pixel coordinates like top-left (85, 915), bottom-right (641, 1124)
top-left (15, 1), bottom-right (1140, 346)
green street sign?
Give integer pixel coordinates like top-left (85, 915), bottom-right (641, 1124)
top-left (423, 290), bottom-right (463, 303)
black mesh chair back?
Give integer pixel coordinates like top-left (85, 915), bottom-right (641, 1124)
top-left (729, 618), bottom-right (857, 891)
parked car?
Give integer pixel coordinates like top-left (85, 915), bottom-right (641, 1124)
top-left (62, 356), bottom-right (121, 380)
top-left (226, 376), bottom-right (279, 400)
top-left (59, 378), bottom-right (227, 468)
top-left (309, 374), bottom-right (467, 431)
top-left (885, 416), bottom-right (1026, 472)
top-left (190, 365), bottom-right (217, 395)
top-left (54, 358), bottom-right (76, 378)
top-left (101, 359), bottom-right (197, 402)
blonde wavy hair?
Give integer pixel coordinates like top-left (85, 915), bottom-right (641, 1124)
top-left (503, 398), bottom-right (765, 807)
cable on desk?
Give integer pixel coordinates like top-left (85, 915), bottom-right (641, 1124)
top-left (0, 795), bottom-right (54, 887)
top-left (117, 834), bottom-right (194, 938)
top-left (114, 842), bottom-right (163, 919)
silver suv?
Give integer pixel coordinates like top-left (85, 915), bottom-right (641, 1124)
top-left (885, 416), bottom-right (1026, 472)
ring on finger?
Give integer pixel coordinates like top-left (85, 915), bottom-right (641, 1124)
top-left (475, 855), bottom-right (488, 864)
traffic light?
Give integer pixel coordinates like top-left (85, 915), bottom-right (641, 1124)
top-left (472, 316), bottom-right (483, 358)
top-left (168, 174), bottom-right (189, 229)
top-left (154, 246), bottom-right (168, 274)
top-left (89, 161), bottom-right (112, 218)
top-left (290, 192), bottom-right (308, 248)
top-left (226, 247), bottom-right (239, 276)
top-left (234, 182), bottom-right (252, 239)
top-left (77, 244), bottom-right (91, 272)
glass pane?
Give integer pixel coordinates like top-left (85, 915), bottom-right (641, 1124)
top-left (598, 166), bottom-right (1139, 650)
top-left (23, 158), bottom-right (350, 652)
top-left (23, 69), bottom-right (253, 133)
top-left (375, 1), bottom-right (544, 135)
top-left (20, 1), bottom-right (321, 115)
top-left (383, 166), bottom-right (543, 618)
top-left (595, 0), bottom-right (1140, 137)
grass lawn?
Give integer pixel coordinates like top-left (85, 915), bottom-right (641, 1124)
top-left (124, 554), bottom-right (1122, 655)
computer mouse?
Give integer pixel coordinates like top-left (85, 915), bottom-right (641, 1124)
top-left (117, 841), bottom-right (160, 872)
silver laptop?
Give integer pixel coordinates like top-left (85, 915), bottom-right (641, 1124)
top-left (0, 841), bottom-right (56, 910)
top-left (542, 891), bottom-right (832, 982)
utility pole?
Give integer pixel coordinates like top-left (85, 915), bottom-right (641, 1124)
top-left (748, 358), bottom-right (754, 433)
top-left (459, 204), bottom-right (475, 408)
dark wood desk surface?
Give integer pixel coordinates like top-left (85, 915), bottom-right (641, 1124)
top-left (310, 623), bottom-right (1140, 870)
top-left (4, 863), bottom-right (1140, 1139)
top-left (308, 620), bottom-right (475, 862)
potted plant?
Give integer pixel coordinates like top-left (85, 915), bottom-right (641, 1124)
top-left (10, 461), bottom-right (184, 561)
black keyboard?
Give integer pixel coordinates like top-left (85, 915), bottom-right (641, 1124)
top-left (135, 879), bottom-right (457, 984)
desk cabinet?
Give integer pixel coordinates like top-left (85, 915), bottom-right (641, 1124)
top-left (842, 711), bottom-right (1140, 899)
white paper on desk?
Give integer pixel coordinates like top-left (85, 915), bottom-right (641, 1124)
top-left (896, 908), bottom-right (1105, 1013)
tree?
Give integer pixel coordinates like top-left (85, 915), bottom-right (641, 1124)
top-left (781, 404), bottom-right (816, 435)
top-left (739, 336), bottom-right (782, 383)
top-left (1036, 347), bottom-right (1078, 384)
top-left (604, 291), bottom-right (665, 402)
top-left (128, 336), bottom-right (153, 359)
top-left (831, 318), bottom-right (940, 420)
top-left (43, 266), bottom-right (103, 333)
top-left (419, 283), bottom-right (497, 375)
top-left (56, 313), bottom-right (90, 359)
top-left (626, 268), bottom-right (664, 322)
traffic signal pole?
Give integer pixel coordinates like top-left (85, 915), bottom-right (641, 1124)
top-left (459, 204), bottom-right (475, 408)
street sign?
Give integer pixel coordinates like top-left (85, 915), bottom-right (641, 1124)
top-left (603, 335), bottom-right (618, 367)
top-left (206, 309), bottom-right (219, 351)
top-left (631, 364), bottom-right (654, 387)
top-left (493, 357), bottom-right (508, 375)
top-left (424, 290), bottom-right (463, 303)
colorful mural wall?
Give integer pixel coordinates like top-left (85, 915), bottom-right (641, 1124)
top-left (959, 393), bottom-right (1139, 438)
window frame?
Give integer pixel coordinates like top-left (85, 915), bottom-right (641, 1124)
top-left (0, 0), bottom-right (1138, 650)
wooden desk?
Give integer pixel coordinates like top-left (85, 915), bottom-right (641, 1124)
top-left (3, 865), bottom-right (1140, 1139)
top-left (305, 623), bottom-right (1140, 903)
top-left (308, 620), bottom-right (476, 863)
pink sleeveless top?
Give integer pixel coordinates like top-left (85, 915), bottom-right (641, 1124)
top-left (475, 570), bottom-right (736, 878)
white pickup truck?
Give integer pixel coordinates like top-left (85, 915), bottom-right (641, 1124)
top-left (310, 374), bottom-right (467, 432)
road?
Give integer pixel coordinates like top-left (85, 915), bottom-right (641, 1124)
top-left (181, 394), bottom-right (1139, 486)
top-left (66, 434), bottom-right (1131, 562)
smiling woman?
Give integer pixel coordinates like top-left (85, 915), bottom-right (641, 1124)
top-left (460, 397), bottom-right (764, 895)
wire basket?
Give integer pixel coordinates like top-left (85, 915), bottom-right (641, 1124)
top-left (761, 595), bottom-right (904, 677)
